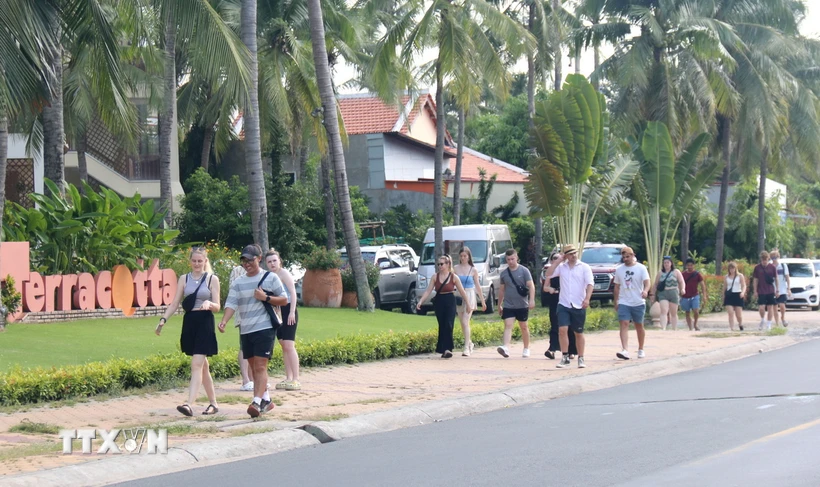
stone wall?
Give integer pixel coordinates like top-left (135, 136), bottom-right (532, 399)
top-left (18, 306), bottom-right (182, 324)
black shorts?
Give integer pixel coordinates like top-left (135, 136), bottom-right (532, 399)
top-left (723, 292), bottom-right (744, 308)
top-left (240, 328), bottom-right (276, 359)
top-left (276, 303), bottom-right (298, 341)
top-left (502, 307), bottom-right (529, 322)
top-left (775, 294), bottom-right (787, 304)
top-left (758, 293), bottom-right (776, 306)
top-left (180, 311), bottom-right (218, 356)
top-left (557, 304), bottom-right (586, 333)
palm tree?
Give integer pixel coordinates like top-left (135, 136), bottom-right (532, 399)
top-left (370, 0), bottom-right (533, 256)
top-left (306, 0), bottom-right (374, 310)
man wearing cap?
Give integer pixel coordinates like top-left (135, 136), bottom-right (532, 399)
top-left (543, 244), bottom-right (594, 368)
top-left (218, 244), bottom-right (288, 417)
top-left (613, 247), bottom-right (651, 360)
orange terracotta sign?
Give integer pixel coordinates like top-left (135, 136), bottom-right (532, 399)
top-left (0, 242), bottom-right (177, 319)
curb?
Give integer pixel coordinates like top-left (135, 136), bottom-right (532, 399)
top-left (1, 335), bottom-right (800, 485)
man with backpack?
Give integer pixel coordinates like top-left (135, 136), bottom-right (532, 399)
top-left (680, 258), bottom-right (708, 331)
top-left (218, 244), bottom-right (287, 418)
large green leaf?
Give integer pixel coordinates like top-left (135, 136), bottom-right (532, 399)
top-left (640, 121), bottom-right (676, 208)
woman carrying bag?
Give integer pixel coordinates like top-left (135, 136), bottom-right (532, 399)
top-left (417, 255), bottom-right (472, 358)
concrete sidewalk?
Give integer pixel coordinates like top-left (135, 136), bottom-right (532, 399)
top-left (0, 308), bottom-right (817, 483)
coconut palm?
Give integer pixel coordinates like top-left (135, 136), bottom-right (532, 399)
top-left (306, 0), bottom-right (373, 309)
top-left (369, 0), bottom-right (533, 256)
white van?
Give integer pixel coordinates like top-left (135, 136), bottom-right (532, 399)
top-left (416, 224), bottom-right (513, 315)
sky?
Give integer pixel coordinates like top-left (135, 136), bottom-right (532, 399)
top-left (335, 0), bottom-right (820, 94)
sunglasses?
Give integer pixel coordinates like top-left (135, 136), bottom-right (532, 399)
top-left (551, 256), bottom-right (561, 261)
top-left (437, 262), bottom-right (446, 266)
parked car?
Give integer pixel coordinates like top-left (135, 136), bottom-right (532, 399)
top-left (416, 224), bottom-right (513, 315)
top-left (339, 244), bottom-right (418, 313)
top-left (542, 243), bottom-right (626, 302)
top-left (778, 258), bottom-right (820, 310)
top-left (813, 260), bottom-right (820, 278)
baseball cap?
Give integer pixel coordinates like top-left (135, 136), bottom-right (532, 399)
top-left (621, 246), bottom-right (634, 256)
top-left (562, 244), bottom-right (578, 255)
top-left (240, 245), bottom-right (262, 260)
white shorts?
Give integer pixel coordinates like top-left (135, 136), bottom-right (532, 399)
top-left (456, 288), bottom-right (477, 313)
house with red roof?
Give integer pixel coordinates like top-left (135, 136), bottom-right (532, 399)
top-left (337, 91), bottom-right (529, 216)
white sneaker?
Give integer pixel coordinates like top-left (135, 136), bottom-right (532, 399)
top-left (497, 346), bottom-right (510, 358)
top-left (616, 349), bottom-right (630, 360)
top-left (462, 346), bottom-right (471, 357)
top-left (240, 381), bottom-right (254, 391)
top-left (522, 348), bottom-right (531, 358)
top-left (637, 349), bottom-right (645, 359)
top-left (767, 322), bottom-right (772, 331)
top-left (759, 319), bottom-right (765, 331)
top-left (578, 356), bottom-right (586, 368)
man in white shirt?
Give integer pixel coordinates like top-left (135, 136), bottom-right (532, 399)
top-left (543, 244), bottom-right (594, 369)
top-left (770, 250), bottom-right (791, 327)
top-left (613, 247), bottom-right (651, 360)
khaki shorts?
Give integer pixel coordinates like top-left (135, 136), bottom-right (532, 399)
top-left (456, 288), bottom-right (477, 314)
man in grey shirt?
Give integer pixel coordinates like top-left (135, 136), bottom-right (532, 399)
top-left (497, 249), bottom-right (536, 358)
top-left (219, 244), bottom-right (287, 417)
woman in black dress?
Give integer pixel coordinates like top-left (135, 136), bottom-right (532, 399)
top-left (417, 255), bottom-right (472, 358)
top-left (156, 247), bottom-right (221, 416)
top-left (542, 252), bottom-right (577, 359)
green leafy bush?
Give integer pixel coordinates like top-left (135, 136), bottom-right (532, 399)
top-left (2, 180), bottom-right (178, 274)
top-left (341, 261), bottom-right (381, 293)
top-left (0, 308), bottom-right (617, 405)
top-left (2, 275), bottom-right (22, 317)
top-left (302, 247), bottom-right (342, 270)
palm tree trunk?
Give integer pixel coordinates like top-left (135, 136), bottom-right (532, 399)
top-left (200, 123), bottom-right (214, 171)
top-left (433, 63), bottom-right (445, 257)
top-left (680, 215), bottom-right (690, 262)
top-left (757, 154), bottom-right (768, 254)
top-left (453, 107), bottom-right (465, 226)
top-left (528, 2), bottom-right (543, 270)
top-left (307, 0), bottom-right (372, 310)
top-left (159, 9), bottom-right (175, 225)
top-left (0, 114), bottom-right (8, 239)
top-left (574, 51), bottom-right (581, 75)
top-left (77, 130), bottom-right (88, 194)
top-left (299, 144), bottom-right (309, 182)
top-left (552, 0), bottom-right (562, 91)
top-left (321, 153), bottom-right (337, 249)
top-left (43, 43), bottom-right (65, 196)
top-left (714, 116), bottom-right (731, 275)
top-left (242, 0), bottom-right (270, 250)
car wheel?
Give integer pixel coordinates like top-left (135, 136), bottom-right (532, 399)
top-left (813, 305), bottom-right (819, 311)
top-left (402, 286), bottom-right (417, 314)
top-left (484, 286), bottom-right (495, 314)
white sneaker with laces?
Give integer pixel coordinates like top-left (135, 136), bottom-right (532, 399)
top-left (240, 381), bottom-right (254, 391)
top-left (462, 345), bottom-right (471, 357)
top-left (522, 348), bottom-right (530, 358)
top-left (637, 349), bottom-right (646, 359)
top-left (759, 319), bottom-right (765, 331)
top-left (767, 322), bottom-right (772, 331)
top-left (578, 356), bottom-right (586, 368)
top-left (616, 349), bottom-right (630, 360)
top-left (497, 346), bottom-right (510, 358)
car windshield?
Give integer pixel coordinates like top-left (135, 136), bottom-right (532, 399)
top-left (581, 247), bottom-right (623, 265)
top-left (421, 240), bottom-right (489, 265)
top-left (786, 263), bottom-right (814, 278)
top-left (339, 252), bottom-right (376, 267)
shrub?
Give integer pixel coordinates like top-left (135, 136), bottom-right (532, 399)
top-left (341, 262), bottom-right (381, 293)
top-left (0, 308), bottom-right (617, 406)
top-left (302, 247), bottom-right (342, 271)
top-left (2, 275), bottom-right (22, 317)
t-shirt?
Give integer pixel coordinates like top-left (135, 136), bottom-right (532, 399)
top-left (552, 261), bottom-right (594, 309)
top-left (774, 262), bottom-right (790, 295)
top-left (753, 263), bottom-right (777, 295)
top-left (614, 263), bottom-right (650, 307)
top-left (681, 271), bottom-right (703, 298)
top-left (501, 265), bottom-right (533, 309)
top-left (224, 271), bottom-right (285, 334)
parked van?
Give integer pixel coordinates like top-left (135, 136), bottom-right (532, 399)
top-left (416, 224), bottom-right (513, 315)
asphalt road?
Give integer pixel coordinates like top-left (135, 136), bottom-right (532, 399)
top-left (116, 339), bottom-right (820, 487)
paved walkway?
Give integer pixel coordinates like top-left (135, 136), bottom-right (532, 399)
top-left (0, 308), bottom-right (817, 477)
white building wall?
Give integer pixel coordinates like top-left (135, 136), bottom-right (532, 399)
top-left (383, 137), bottom-right (437, 181)
top-left (706, 177), bottom-right (787, 211)
top-left (450, 181), bottom-right (529, 216)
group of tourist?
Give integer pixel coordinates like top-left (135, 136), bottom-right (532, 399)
top-left (156, 244), bottom-right (300, 418)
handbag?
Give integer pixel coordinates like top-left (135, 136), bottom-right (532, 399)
top-left (258, 271), bottom-right (282, 329)
top-left (506, 268), bottom-right (529, 297)
top-left (432, 273), bottom-right (452, 305)
top-left (181, 273), bottom-right (208, 312)
top-left (724, 275), bottom-right (737, 300)
top-left (656, 272), bottom-right (669, 292)
top-left (761, 265), bottom-right (775, 286)
top-left (455, 296), bottom-right (464, 306)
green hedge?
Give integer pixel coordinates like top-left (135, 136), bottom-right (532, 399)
top-left (0, 309), bottom-right (616, 405)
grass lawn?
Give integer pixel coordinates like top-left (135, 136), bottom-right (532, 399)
top-left (0, 308), bottom-right (438, 372)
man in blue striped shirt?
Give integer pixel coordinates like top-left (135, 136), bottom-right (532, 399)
top-left (219, 244), bottom-right (287, 417)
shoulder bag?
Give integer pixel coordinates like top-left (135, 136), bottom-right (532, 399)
top-left (181, 273), bottom-right (208, 313)
top-left (506, 268), bottom-right (529, 297)
top-left (258, 271), bottom-right (282, 329)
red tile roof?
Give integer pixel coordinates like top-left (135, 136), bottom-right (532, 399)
top-left (338, 95), bottom-right (411, 135)
top-left (449, 149), bottom-right (528, 183)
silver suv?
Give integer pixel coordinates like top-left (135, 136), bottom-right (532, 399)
top-left (339, 244), bottom-right (419, 313)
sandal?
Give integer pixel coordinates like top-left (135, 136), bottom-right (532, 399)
top-left (202, 404), bottom-right (219, 415)
top-left (284, 380), bottom-right (302, 391)
top-left (176, 404), bottom-right (193, 417)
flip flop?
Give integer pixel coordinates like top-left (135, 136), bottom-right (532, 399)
top-left (176, 404), bottom-right (193, 417)
top-left (202, 404), bottom-right (219, 415)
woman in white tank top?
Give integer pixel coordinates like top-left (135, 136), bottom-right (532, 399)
top-left (721, 261), bottom-right (747, 331)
